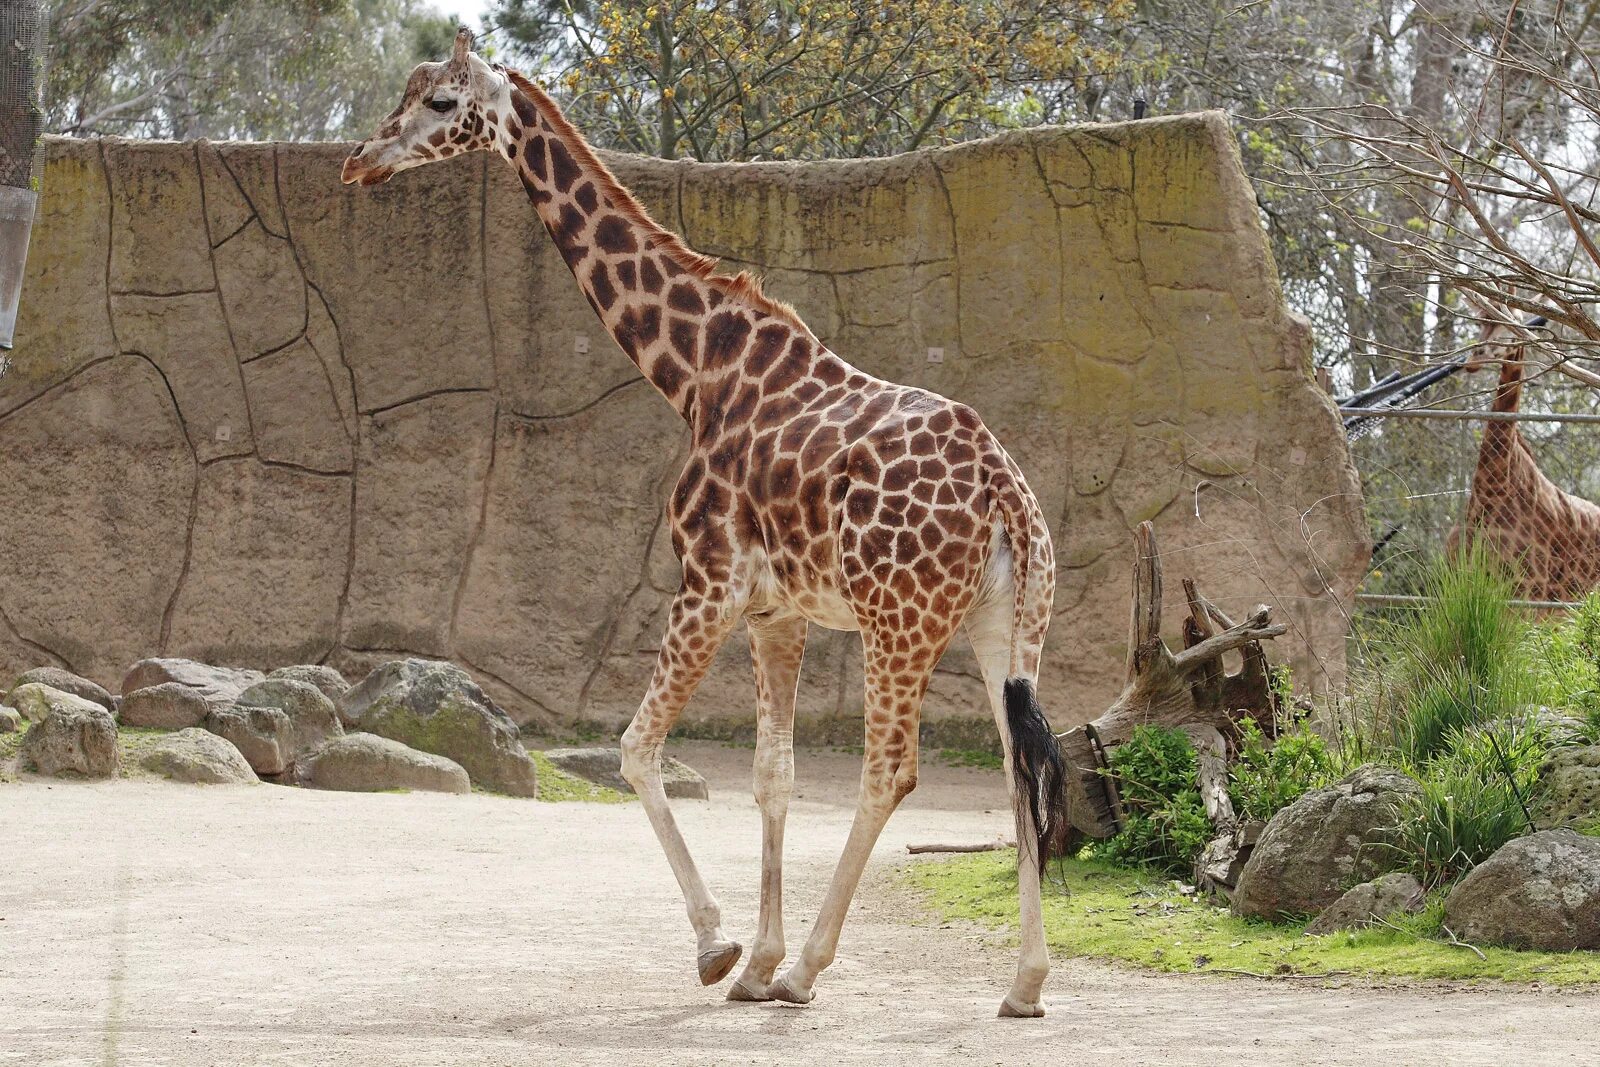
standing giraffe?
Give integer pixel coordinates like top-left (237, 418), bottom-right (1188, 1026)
top-left (343, 31), bottom-right (1067, 1017)
top-left (1449, 311), bottom-right (1600, 602)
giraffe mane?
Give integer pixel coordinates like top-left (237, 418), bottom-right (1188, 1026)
top-left (504, 69), bottom-right (801, 329)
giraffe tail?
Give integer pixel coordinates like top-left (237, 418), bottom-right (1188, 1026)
top-left (990, 461), bottom-right (1068, 871)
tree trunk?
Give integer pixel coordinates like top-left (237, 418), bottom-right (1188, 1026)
top-left (1055, 521), bottom-right (1287, 844)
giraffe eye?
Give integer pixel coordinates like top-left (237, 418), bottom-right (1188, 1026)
top-left (426, 98), bottom-right (455, 114)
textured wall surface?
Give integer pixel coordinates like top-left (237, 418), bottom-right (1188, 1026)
top-left (1, 114), bottom-right (1367, 740)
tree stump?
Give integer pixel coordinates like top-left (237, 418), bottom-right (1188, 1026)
top-left (1055, 521), bottom-right (1288, 848)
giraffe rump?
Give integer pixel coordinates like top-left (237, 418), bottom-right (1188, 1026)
top-left (1002, 677), bottom-right (1069, 870)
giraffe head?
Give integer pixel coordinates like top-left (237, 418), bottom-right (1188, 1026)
top-left (341, 28), bottom-right (511, 187)
top-left (1462, 294), bottom-right (1539, 373)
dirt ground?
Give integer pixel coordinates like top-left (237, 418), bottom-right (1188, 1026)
top-left (2, 740), bottom-right (1595, 1066)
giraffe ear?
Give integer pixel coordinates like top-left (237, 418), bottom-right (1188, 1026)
top-left (452, 26), bottom-right (472, 67)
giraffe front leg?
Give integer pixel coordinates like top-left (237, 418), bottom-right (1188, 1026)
top-left (620, 583), bottom-right (743, 986)
top-left (727, 613), bottom-right (806, 1003)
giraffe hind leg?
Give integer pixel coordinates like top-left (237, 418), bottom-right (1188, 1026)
top-left (768, 622), bottom-right (952, 1005)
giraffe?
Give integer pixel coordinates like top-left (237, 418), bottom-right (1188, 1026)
top-left (1450, 308), bottom-right (1600, 603)
top-left (342, 30), bottom-right (1068, 1017)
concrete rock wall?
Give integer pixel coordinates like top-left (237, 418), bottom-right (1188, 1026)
top-left (1, 114), bottom-right (1367, 741)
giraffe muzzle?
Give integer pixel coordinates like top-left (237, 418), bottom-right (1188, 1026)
top-left (340, 145), bottom-right (396, 187)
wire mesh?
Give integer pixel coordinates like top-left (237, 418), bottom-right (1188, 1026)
top-left (0, 0), bottom-right (47, 190)
top-left (1353, 362), bottom-right (1600, 613)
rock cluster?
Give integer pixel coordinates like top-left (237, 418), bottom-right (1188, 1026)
top-left (9, 683), bottom-right (120, 778)
top-left (1231, 764), bottom-right (1420, 921)
top-left (2, 658), bottom-right (569, 801)
top-left (340, 659), bottom-right (538, 797)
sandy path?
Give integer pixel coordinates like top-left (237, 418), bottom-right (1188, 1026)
top-left (1, 740), bottom-right (1594, 1066)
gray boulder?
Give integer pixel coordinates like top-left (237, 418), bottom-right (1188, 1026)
top-left (268, 664), bottom-right (350, 703)
top-left (1304, 872), bottom-right (1426, 935)
top-left (121, 657), bottom-right (264, 709)
top-left (544, 746), bottom-right (708, 799)
top-left (7, 667), bottom-right (114, 713)
top-left (140, 728), bottom-right (258, 784)
top-left (205, 704), bottom-right (291, 776)
top-left (118, 682), bottom-right (211, 730)
top-left (0, 705), bottom-right (19, 733)
top-left (12, 684), bottom-right (120, 778)
top-left (1444, 830), bottom-right (1600, 950)
top-left (1535, 745), bottom-right (1600, 830)
top-left (300, 733), bottom-right (470, 794)
top-left (346, 659), bottom-right (537, 797)
top-left (236, 678), bottom-right (342, 760)
top-left (1232, 764), bottom-right (1420, 921)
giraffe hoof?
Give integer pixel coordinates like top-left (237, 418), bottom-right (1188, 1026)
top-left (725, 976), bottom-right (773, 1002)
top-left (697, 941), bottom-right (743, 986)
top-left (997, 995), bottom-right (1045, 1018)
top-left (766, 973), bottom-right (815, 1005)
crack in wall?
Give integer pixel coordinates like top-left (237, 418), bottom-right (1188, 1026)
top-left (506, 376), bottom-right (646, 424)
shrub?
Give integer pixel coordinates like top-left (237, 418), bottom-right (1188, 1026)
top-left (1355, 546), bottom-right (1538, 765)
top-left (1524, 590), bottom-right (1600, 741)
top-left (1230, 717), bottom-right (1336, 823)
top-left (1390, 718), bottom-right (1542, 887)
top-left (1098, 725), bottom-right (1212, 877)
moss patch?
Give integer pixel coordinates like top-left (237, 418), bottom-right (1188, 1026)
top-left (529, 751), bottom-right (635, 804)
top-left (939, 747), bottom-right (1004, 770)
top-left (905, 851), bottom-right (1600, 986)
top-left (115, 727), bottom-right (172, 778)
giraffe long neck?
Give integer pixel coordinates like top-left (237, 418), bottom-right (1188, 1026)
top-left (1475, 346), bottom-right (1532, 495)
top-left (497, 75), bottom-right (812, 424)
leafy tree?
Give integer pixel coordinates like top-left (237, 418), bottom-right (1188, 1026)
top-left (45, 0), bottom-right (458, 140)
top-left (486, 0), bottom-right (1137, 160)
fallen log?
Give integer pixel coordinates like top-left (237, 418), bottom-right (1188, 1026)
top-left (1054, 521), bottom-right (1287, 848)
top-left (906, 839), bottom-right (1016, 855)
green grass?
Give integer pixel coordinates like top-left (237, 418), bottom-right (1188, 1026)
top-left (906, 851), bottom-right (1600, 985)
top-left (529, 750), bottom-right (635, 804)
top-left (939, 747), bottom-right (1004, 770)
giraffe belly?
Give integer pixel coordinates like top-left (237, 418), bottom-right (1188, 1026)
top-left (749, 561), bottom-right (860, 632)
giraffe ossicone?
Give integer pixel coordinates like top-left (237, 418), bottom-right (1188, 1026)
top-left (344, 28), bottom-right (1069, 1017)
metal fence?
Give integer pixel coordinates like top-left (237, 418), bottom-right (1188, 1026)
top-left (1342, 361), bottom-right (1600, 614)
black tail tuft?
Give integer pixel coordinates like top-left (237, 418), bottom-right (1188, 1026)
top-left (1003, 677), bottom-right (1068, 872)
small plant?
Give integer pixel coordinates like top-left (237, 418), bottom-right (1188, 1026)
top-left (1098, 725), bottom-right (1212, 877)
top-left (1230, 717), bottom-right (1335, 823)
top-left (1390, 717), bottom-right (1543, 887)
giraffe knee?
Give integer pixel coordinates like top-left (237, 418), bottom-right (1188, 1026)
top-left (752, 746), bottom-right (794, 811)
top-left (892, 762), bottom-right (919, 803)
top-left (864, 754), bottom-right (918, 807)
top-left (619, 723), bottom-right (659, 789)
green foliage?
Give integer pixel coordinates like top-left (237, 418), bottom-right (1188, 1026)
top-left (489, 0), bottom-right (1140, 160)
top-left (1354, 547), bottom-right (1536, 766)
top-left (1525, 591), bottom-right (1600, 742)
top-left (1342, 550), bottom-right (1586, 887)
top-left (1390, 721), bottom-right (1542, 887)
top-left (1097, 725), bottom-right (1211, 877)
top-left (906, 851), bottom-right (1600, 985)
top-left (1230, 717), bottom-right (1336, 823)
